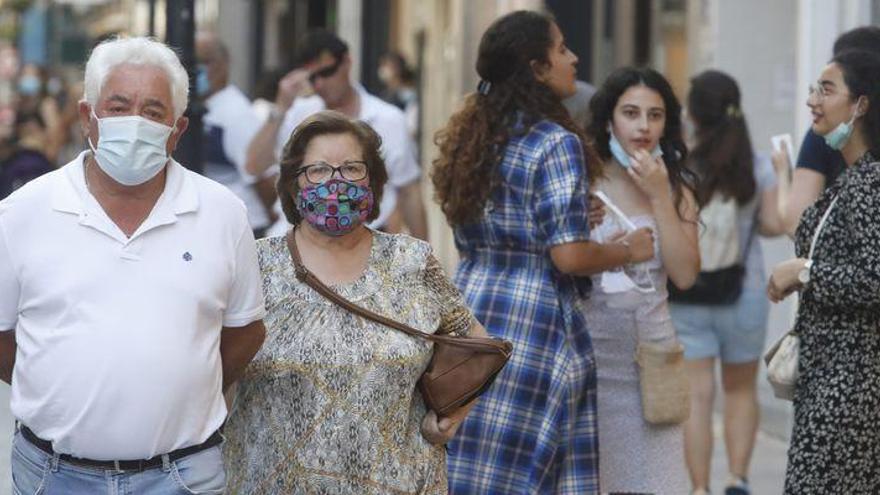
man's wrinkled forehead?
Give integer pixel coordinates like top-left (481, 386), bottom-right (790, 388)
top-left (97, 64), bottom-right (174, 111)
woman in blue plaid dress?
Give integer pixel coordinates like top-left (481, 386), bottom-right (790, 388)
top-left (432, 11), bottom-right (655, 494)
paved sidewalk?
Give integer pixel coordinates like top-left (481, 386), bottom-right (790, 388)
top-left (709, 415), bottom-right (789, 494)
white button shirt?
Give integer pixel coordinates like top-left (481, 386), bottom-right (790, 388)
top-left (203, 84), bottom-right (270, 230)
top-left (0, 151), bottom-right (265, 460)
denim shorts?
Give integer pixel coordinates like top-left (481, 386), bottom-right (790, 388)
top-left (669, 286), bottom-right (769, 363)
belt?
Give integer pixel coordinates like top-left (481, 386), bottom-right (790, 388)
top-left (20, 425), bottom-right (223, 472)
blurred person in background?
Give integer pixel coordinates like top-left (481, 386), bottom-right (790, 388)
top-left (49, 73), bottom-right (88, 166)
top-left (582, 66), bottom-right (699, 494)
top-left (250, 68), bottom-right (285, 122)
top-left (377, 51), bottom-right (419, 143)
top-left (433, 11), bottom-right (654, 494)
top-left (245, 30), bottom-right (427, 240)
top-left (196, 31), bottom-right (276, 237)
top-left (15, 63), bottom-right (64, 164)
top-left (774, 26), bottom-right (880, 236)
top-left (768, 49), bottom-right (880, 494)
top-left (562, 79), bottom-right (596, 130)
top-left (0, 110), bottom-right (53, 199)
top-left (670, 70), bottom-right (785, 495)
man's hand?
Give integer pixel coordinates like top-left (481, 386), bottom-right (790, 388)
top-left (275, 69), bottom-right (312, 111)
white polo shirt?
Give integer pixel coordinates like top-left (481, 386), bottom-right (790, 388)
top-left (0, 151), bottom-right (265, 460)
top-left (267, 83), bottom-right (421, 236)
top-left (203, 84), bottom-right (270, 230)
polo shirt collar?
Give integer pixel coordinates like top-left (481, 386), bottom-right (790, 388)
top-left (53, 151), bottom-right (199, 239)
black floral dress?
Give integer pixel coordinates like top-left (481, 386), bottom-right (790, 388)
top-left (785, 151), bottom-right (880, 494)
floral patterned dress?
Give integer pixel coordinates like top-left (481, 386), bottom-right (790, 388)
top-left (785, 152), bottom-right (880, 493)
top-left (223, 231), bottom-right (475, 494)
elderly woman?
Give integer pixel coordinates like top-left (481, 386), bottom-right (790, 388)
top-left (223, 110), bottom-right (486, 494)
top-left (768, 49), bottom-right (880, 493)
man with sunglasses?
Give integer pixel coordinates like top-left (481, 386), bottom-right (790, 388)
top-left (245, 30), bottom-right (428, 240)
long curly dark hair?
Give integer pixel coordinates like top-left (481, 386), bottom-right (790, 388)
top-left (588, 67), bottom-right (695, 215)
top-left (431, 10), bottom-right (600, 226)
top-left (687, 70), bottom-right (756, 207)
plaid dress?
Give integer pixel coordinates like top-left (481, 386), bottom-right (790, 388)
top-left (446, 120), bottom-right (600, 494)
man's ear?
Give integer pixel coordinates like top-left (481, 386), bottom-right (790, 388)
top-left (78, 100), bottom-right (93, 138)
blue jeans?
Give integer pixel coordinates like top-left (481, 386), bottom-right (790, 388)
top-left (11, 430), bottom-right (226, 495)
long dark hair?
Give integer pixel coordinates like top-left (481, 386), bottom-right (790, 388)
top-left (431, 10), bottom-right (599, 226)
top-left (588, 67), bottom-right (694, 214)
top-left (686, 70), bottom-right (755, 206)
top-left (833, 49), bottom-right (880, 156)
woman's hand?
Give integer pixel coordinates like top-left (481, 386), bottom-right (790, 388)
top-left (617, 227), bottom-right (655, 263)
top-left (628, 149), bottom-right (672, 203)
top-left (771, 147), bottom-right (792, 177)
top-left (767, 258), bottom-right (807, 303)
top-left (420, 408), bottom-right (468, 445)
top-left (587, 192), bottom-right (606, 229)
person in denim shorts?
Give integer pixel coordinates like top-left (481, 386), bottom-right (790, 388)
top-left (669, 71), bottom-right (786, 495)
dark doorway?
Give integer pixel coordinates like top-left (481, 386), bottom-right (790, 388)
top-left (545, 0), bottom-right (594, 83)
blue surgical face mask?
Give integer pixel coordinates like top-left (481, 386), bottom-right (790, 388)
top-left (195, 65), bottom-right (211, 98)
top-left (608, 129), bottom-right (663, 168)
top-left (823, 103), bottom-right (860, 150)
top-left (88, 111), bottom-right (174, 186)
top-left (17, 75), bottom-right (41, 96)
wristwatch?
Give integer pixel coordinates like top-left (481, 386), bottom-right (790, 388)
top-left (268, 105), bottom-right (285, 122)
top-left (798, 259), bottom-right (814, 285)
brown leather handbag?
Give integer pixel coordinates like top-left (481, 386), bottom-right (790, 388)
top-left (286, 231), bottom-right (513, 416)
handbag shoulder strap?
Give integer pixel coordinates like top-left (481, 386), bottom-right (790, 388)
top-left (808, 195), bottom-right (840, 259)
top-left (285, 230), bottom-right (461, 346)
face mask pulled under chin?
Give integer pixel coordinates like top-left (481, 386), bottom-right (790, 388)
top-left (88, 112), bottom-right (174, 186)
top-left (822, 104), bottom-right (861, 151)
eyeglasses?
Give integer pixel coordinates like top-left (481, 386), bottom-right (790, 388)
top-left (308, 58), bottom-right (344, 85)
top-left (294, 160), bottom-right (368, 184)
top-left (808, 84), bottom-right (849, 102)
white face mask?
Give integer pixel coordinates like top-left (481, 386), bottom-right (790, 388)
top-left (600, 268), bottom-right (655, 295)
top-left (88, 111), bottom-right (174, 186)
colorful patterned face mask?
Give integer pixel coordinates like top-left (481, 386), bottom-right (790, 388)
top-left (296, 178), bottom-right (374, 236)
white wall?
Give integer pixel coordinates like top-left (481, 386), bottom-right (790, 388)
top-left (690, 0), bottom-right (798, 155)
top-left (217, 0), bottom-right (255, 93)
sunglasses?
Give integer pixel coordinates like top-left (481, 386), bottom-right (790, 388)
top-left (308, 57), bottom-right (344, 85)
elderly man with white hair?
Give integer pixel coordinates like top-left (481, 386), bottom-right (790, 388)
top-left (0, 37), bottom-right (266, 494)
